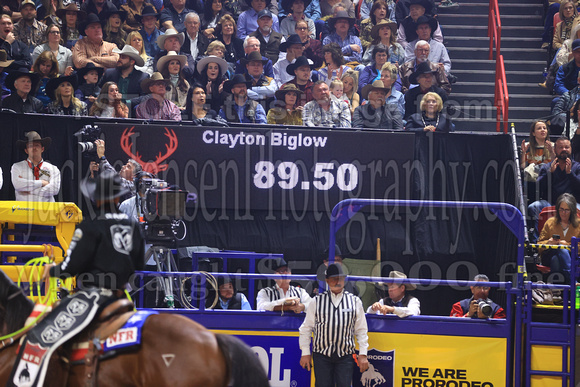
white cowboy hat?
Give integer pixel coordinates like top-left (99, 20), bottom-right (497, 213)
top-left (157, 51), bottom-right (187, 73)
top-left (157, 29), bottom-right (185, 50)
top-left (196, 55), bottom-right (229, 75)
top-left (113, 45), bottom-right (145, 67)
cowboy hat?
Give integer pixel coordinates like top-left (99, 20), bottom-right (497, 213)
top-left (241, 51), bottom-right (268, 65)
top-left (156, 51), bottom-right (187, 73)
top-left (113, 45), bottom-right (145, 67)
top-left (414, 15), bottom-right (437, 33)
top-left (5, 69), bottom-right (40, 93)
top-left (409, 60), bottom-right (437, 84)
top-left (56, 3), bottom-right (87, 21)
top-left (409, 0), bottom-right (433, 14)
top-left (285, 56), bottom-right (314, 75)
top-left (45, 74), bottom-right (78, 100)
top-left (141, 72), bottom-right (170, 93)
top-left (19, 0), bottom-right (35, 11)
top-left (223, 73), bottom-right (252, 93)
top-left (79, 13), bottom-right (105, 36)
top-left (281, 0), bottom-right (312, 15)
top-left (16, 131), bottom-right (52, 151)
top-left (328, 10), bottom-right (355, 30)
top-left (279, 34), bottom-right (306, 52)
top-left (196, 55), bottom-right (229, 74)
top-left (104, 4), bottom-right (127, 22)
top-left (274, 83), bottom-right (304, 101)
top-left (76, 62), bottom-right (104, 83)
top-left (135, 5), bottom-right (159, 22)
top-left (80, 170), bottom-right (130, 201)
top-left (383, 271), bottom-right (417, 290)
top-left (370, 19), bottom-right (397, 40)
top-left (0, 49), bottom-right (14, 68)
top-left (157, 29), bottom-right (185, 50)
top-left (361, 79), bottom-right (390, 100)
top-left (325, 263), bottom-right (347, 278)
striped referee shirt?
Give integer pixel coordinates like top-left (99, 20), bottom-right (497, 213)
top-left (299, 290), bottom-right (368, 358)
top-left (256, 284), bottom-right (312, 311)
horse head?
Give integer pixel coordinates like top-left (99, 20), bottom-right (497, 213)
top-left (0, 269), bottom-right (33, 335)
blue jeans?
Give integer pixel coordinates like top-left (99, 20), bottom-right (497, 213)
top-left (313, 352), bottom-right (354, 387)
top-left (542, 248), bottom-right (572, 283)
top-left (528, 199), bottom-right (551, 242)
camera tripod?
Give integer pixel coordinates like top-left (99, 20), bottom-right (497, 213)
top-left (144, 245), bottom-right (180, 308)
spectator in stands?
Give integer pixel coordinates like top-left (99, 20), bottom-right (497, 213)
top-left (553, 1), bottom-right (578, 52)
top-left (282, 55), bottom-right (315, 106)
top-left (32, 25), bottom-right (73, 76)
top-left (153, 29), bottom-right (195, 80)
top-left (237, 0), bottom-right (280, 40)
top-left (362, 19), bottom-right (404, 67)
top-left (555, 39), bottom-right (580, 96)
top-left (243, 51), bottom-right (276, 106)
top-left (56, 3), bottom-right (86, 50)
top-left (181, 12), bottom-right (209, 61)
top-left (571, 100), bottom-right (580, 138)
top-left (405, 92), bottom-right (453, 132)
top-left (280, 0), bottom-right (315, 39)
top-left (552, 72), bottom-right (580, 134)
top-left (361, 0), bottom-right (395, 21)
top-left (201, 0), bottom-right (229, 40)
top-left (0, 14), bottom-right (32, 70)
top-left (521, 120), bottom-right (554, 169)
top-left (295, 19), bottom-right (323, 68)
top-left (32, 51), bottom-right (59, 107)
top-left (212, 277), bottom-right (252, 310)
top-left (73, 13), bottom-right (120, 69)
top-left (204, 41), bottom-right (235, 78)
top-left (219, 73), bottom-right (267, 123)
top-left (322, 11), bottom-right (361, 64)
top-left (137, 5), bottom-right (163, 59)
top-left (542, 24), bottom-right (580, 92)
top-left (136, 72), bottom-right (182, 120)
top-left (0, 49), bottom-right (13, 99)
top-left (358, 45), bottom-right (389, 95)
top-left (103, 5), bottom-right (127, 49)
top-left (185, 83), bottom-right (227, 122)
top-left (11, 131), bottom-right (61, 202)
top-left (360, 0), bottom-right (389, 50)
top-left (529, 136), bottom-right (580, 241)
top-left (266, 83), bottom-right (304, 124)
top-left (160, 0), bottom-right (195, 33)
top-left (216, 14), bottom-right (245, 66)
top-left (274, 34), bottom-right (306, 86)
top-left (13, 0), bottom-right (48, 55)
top-left (367, 271), bottom-right (420, 317)
top-left (354, 80), bottom-right (402, 129)
top-left (397, 0), bottom-right (442, 51)
top-left (403, 61), bottom-right (448, 120)
top-left (100, 45), bottom-right (148, 103)
top-left (121, 0), bottom-right (153, 33)
top-left (303, 80), bottom-right (350, 127)
top-left (400, 41), bottom-right (451, 94)
top-left (197, 54), bottom-right (229, 112)
top-left (450, 274), bottom-right (506, 319)
top-left (75, 63), bottom-right (104, 108)
top-left (126, 31), bottom-right (154, 75)
top-left (538, 193), bottom-right (580, 282)
top-left (405, 15), bottom-right (451, 76)
top-left (1, 0), bottom-right (23, 22)
top-left (319, 0), bottom-right (354, 19)
top-left (318, 42), bottom-right (348, 85)
top-left (81, 0), bottom-right (117, 21)
top-left (1, 69), bottom-right (43, 113)
top-left (341, 69), bottom-right (359, 116)
top-left (45, 74), bottom-right (88, 116)
top-left (90, 81), bottom-right (129, 117)
top-left (235, 36), bottom-right (274, 77)
top-left (158, 50), bottom-right (189, 110)
top-left (257, 258), bottom-right (312, 312)
top-left (330, 79), bottom-right (349, 106)
top-left (381, 62), bottom-right (404, 116)
top-left (250, 9), bottom-right (284, 65)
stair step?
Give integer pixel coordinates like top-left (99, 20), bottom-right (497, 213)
top-left (445, 36), bottom-right (542, 49)
top-left (438, 13), bottom-right (542, 26)
top-left (441, 25), bottom-right (544, 38)
top-left (438, 2), bottom-right (543, 15)
top-left (448, 47), bottom-right (547, 61)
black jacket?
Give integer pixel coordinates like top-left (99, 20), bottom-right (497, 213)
top-left (250, 30), bottom-right (284, 65)
top-left (99, 67), bottom-right (149, 101)
top-left (404, 85), bottom-right (448, 120)
top-left (0, 39), bottom-right (31, 70)
top-left (0, 93), bottom-right (43, 113)
top-left (181, 32), bottom-right (210, 61)
top-left (353, 103), bottom-right (403, 130)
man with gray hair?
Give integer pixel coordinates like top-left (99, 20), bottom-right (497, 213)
top-left (450, 274), bottom-right (506, 319)
top-left (235, 35), bottom-right (274, 77)
top-left (399, 39), bottom-right (450, 94)
top-left (181, 12), bottom-right (209, 61)
top-left (95, 139), bottom-right (141, 200)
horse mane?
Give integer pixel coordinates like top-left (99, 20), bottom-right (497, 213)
top-left (0, 270), bottom-right (34, 334)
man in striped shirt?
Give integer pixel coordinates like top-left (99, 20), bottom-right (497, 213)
top-left (299, 263), bottom-right (369, 386)
top-left (256, 258), bottom-right (312, 312)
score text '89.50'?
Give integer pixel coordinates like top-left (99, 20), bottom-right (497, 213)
top-left (253, 161), bottom-right (359, 191)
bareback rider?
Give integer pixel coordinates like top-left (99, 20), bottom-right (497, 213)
top-left (9, 171), bottom-right (145, 387)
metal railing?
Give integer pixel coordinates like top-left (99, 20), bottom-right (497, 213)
top-left (488, 0), bottom-right (509, 133)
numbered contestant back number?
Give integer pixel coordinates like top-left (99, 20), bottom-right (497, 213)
top-left (253, 161), bottom-right (358, 191)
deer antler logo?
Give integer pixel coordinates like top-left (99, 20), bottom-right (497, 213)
top-left (120, 127), bottom-right (178, 174)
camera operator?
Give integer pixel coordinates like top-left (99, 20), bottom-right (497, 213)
top-left (95, 139), bottom-right (141, 200)
top-left (450, 274), bottom-right (505, 319)
top-left (119, 171), bottom-right (154, 221)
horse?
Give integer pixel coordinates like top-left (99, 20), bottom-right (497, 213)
top-left (0, 269), bottom-right (270, 387)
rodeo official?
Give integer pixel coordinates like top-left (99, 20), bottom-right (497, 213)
top-left (9, 171), bottom-right (145, 387)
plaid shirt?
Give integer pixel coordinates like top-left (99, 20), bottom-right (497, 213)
top-left (282, 79), bottom-right (314, 107)
top-left (302, 99), bottom-right (351, 128)
top-left (13, 19), bottom-right (47, 52)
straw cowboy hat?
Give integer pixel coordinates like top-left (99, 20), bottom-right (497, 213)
top-left (141, 72), bottom-right (170, 93)
top-left (371, 19), bottom-right (398, 40)
top-left (16, 131), bottom-right (52, 151)
top-left (361, 79), bottom-right (390, 100)
top-left (382, 271), bottom-right (417, 290)
top-left (0, 49), bottom-right (14, 68)
top-left (113, 45), bottom-right (145, 67)
top-left (157, 29), bottom-right (185, 50)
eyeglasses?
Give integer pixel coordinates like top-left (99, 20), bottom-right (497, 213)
top-left (559, 208), bottom-right (572, 213)
top-left (296, 27), bottom-right (308, 31)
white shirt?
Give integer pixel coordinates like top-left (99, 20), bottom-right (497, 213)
top-left (256, 283), bottom-right (312, 311)
top-left (11, 159), bottom-right (61, 202)
top-left (273, 56), bottom-right (294, 88)
top-left (189, 33), bottom-right (199, 59)
top-left (366, 296), bottom-right (421, 318)
top-left (299, 289), bottom-right (369, 356)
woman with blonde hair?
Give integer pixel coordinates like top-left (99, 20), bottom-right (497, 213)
top-left (45, 74), bottom-right (88, 116)
top-left (405, 92), bottom-right (454, 132)
top-left (103, 6), bottom-right (128, 49)
top-left (553, 0), bottom-right (579, 51)
top-left (341, 69), bottom-right (359, 116)
top-left (89, 82), bottom-right (129, 118)
top-left (32, 51), bottom-right (60, 106)
top-left (126, 31), bottom-right (153, 74)
top-left (380, 62), bottom-right (404, 115)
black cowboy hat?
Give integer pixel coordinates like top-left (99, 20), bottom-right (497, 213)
top-left (103, 4), bottom-right (127, 23)
top-left (274, 83), bottom-right (304, 101)
top-left (279, 34), bottom-right (306, 52)
top-left (55, 3), bottom-right (87, 21)
top-left (79, 13), bottom-right (105, 36)
top-left (241, 51), bottom-right (269, 65)
top-left (16, 131), bottom-right (52, 151)
top-left (135, 5), bottom-right (159, 22)
top-left (414, 15), bottom-right (437, 33)
top-left (328, 10), bottom-right (355, 30)
top-left (409, 60), bottom-right (436, 84)
top-left (281, 0), bottom-right (312, 14)
top-left (45, 74), bottom-right (78, 100)
top-left (223, 74), bottom-right (252, 93)
top-left (5, 69), bottom-right (40, 93)
top-left (286, 56), bottom-right (314, 75)
top-left (80, 170), bottom-right (130, 201)
top-left (409, 0), bottom-right (433, 14)
top-left (76, 62), bottom-right (104, 84)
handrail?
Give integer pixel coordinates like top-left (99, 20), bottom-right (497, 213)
top-left (488, 0), bottom-right (509, 133)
